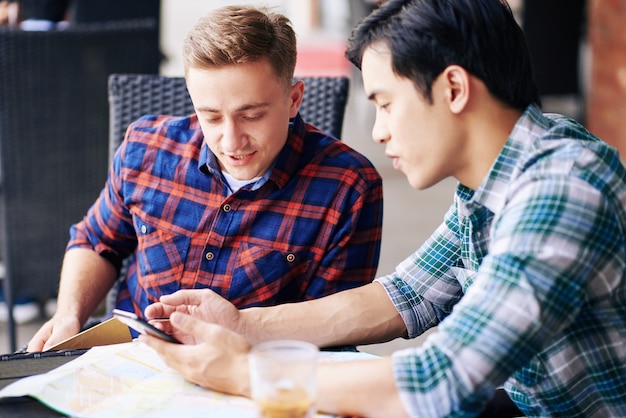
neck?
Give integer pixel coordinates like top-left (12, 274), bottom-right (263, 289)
top-left (456, 92), bottom-right (524, 190)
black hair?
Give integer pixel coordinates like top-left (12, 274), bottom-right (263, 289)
top-left (346, 0), bottom-right (540, 109)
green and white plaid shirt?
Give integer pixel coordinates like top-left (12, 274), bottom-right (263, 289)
top-left (377, 105), bottom-right (626, 417)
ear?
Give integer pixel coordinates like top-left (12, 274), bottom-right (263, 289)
top-left (288, 79), bottom-right (305, 118)
top-left (441, 65), bottom-right (470, 114)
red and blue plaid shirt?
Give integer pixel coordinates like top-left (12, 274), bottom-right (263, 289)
top-left (68, 113), bottom-right (383, 317)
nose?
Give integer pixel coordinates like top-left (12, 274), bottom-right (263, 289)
top-left (221, 119), bottom-right (246, 152)
top-left (371, 113), bottom-right (390, 144)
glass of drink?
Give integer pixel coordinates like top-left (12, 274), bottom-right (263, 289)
top-left (249, 340), bottom-right (319, 418)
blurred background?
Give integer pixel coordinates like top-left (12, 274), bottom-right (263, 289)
top-left (1, 0), bottom-right (625, 355)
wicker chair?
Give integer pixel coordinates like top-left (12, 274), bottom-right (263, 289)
top-left (108, 74), bottom-right (350, 162)
top-left (104, 73), bottom-right (350, 312)
top-left (0, 19), bottom-right (160, 352)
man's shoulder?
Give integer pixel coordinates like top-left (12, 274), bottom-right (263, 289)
top-left (301, 129), bottom-right (378, 172)
top-left (507, 111), bottom-right (626, 197)
top-left (119, 114), bottom-right (203, 165)
top-left (124, 114), bottom-right (202, 148)
top-left (129, 114), bottom-right (199, 135)
top-left (307, 137), bottom-right (382, 187)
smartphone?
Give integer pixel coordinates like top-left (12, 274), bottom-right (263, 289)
top-left (112, 309), bottom-right (181, 344)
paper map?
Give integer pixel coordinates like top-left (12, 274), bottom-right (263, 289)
top-left (0, 341), bottom-right (376, 417)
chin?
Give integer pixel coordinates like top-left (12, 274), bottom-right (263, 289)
top-left (408, 175), bottom-right (439, 191)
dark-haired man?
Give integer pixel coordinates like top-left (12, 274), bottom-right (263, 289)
top-left (143, 1), bottom-right (626, 416)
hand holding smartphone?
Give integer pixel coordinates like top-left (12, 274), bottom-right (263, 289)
top-left (112, 309), bottom-right (181, 344)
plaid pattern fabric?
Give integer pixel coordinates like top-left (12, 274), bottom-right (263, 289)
top-left (69, 113), bottom-right (383, 316)
top-left (377, 105), bottom-right (626, 417)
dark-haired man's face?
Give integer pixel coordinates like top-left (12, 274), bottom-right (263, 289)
top-left (361, 42), bottom-right (465, 190)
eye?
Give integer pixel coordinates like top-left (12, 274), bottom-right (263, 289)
top-left (204, 115), bottom-right (222, 124)
top-left (242, 113), bottom-right (264, 122)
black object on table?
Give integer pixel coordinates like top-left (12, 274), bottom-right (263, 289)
top-left (0, 348), bottom-right (88, 417)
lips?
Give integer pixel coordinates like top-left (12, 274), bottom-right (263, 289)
top-left (385, 152), bottom-right (400, 170)
top-left (226, 151), bottom-right (256, 165)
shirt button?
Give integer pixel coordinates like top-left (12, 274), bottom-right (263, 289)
top-left (223, 204), bottom-right (231, 212)
top-left (286, 253), bottom-right (296, 263)
top-left (205, 252), bottom-right (214, 261)
top-left (140, 225), bottom-right (147, 234)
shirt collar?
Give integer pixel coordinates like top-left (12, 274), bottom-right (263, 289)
top-left (198, 113), bottom-right (308, 191)
top-left (457, 105), bottom-right (547, 214)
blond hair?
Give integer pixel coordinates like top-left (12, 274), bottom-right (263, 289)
top-left (183, 5), bottom-right (297, 88)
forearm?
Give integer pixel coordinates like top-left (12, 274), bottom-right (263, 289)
top-left (55, 247), bottom-right (118, 325)
top-left (240, 282), bottom-right (406, 347)
top-left (317, 357), bottom-right (409, 418)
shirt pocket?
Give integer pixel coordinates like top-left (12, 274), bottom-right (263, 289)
top-left (228, 242), bottom-right (313, 304)
top-left (134, 217), bottom-right (191, 296)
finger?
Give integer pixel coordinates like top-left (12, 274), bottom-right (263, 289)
top-left (42, 331), bottom-right (69, 351)
top-left (38, 318), bottom-right (81, 351)
top-left (139, 333), bottom-right (186, 369)
top-left (169, 311), bottom-right (214, 339)
top-left (139, 331), bottom-right (200, 371)
top-left (140, 333), bottom-right (216, 390)
top-left (170, 312), bottom-right (249, 351)
top-left (160, 288), bottom-right (218, 306)
top-left (144, 302), bottom-right (169, 320)
top-left (27, 333), bottom-right (47, 352)
top-left (147, 319), bottom-right (171, 332)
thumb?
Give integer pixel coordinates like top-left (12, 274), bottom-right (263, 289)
top-left (170, 311), bottom-right (211, 340)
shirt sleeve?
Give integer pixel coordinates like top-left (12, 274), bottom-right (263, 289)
top-left (376, 201), bottom-right (465, 337)
top-left (66, 140), bottom-right (137, 269)
top-left (389, 175), bottom-right (617, 417)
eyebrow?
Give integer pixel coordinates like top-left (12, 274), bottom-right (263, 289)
top-left (195, 102), bottom-right (270, 113)
top-left (367, 91), bottom-right (380, 102)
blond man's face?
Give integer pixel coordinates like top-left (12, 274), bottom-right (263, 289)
top-left (187, 59), bottom-right (302, 180)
